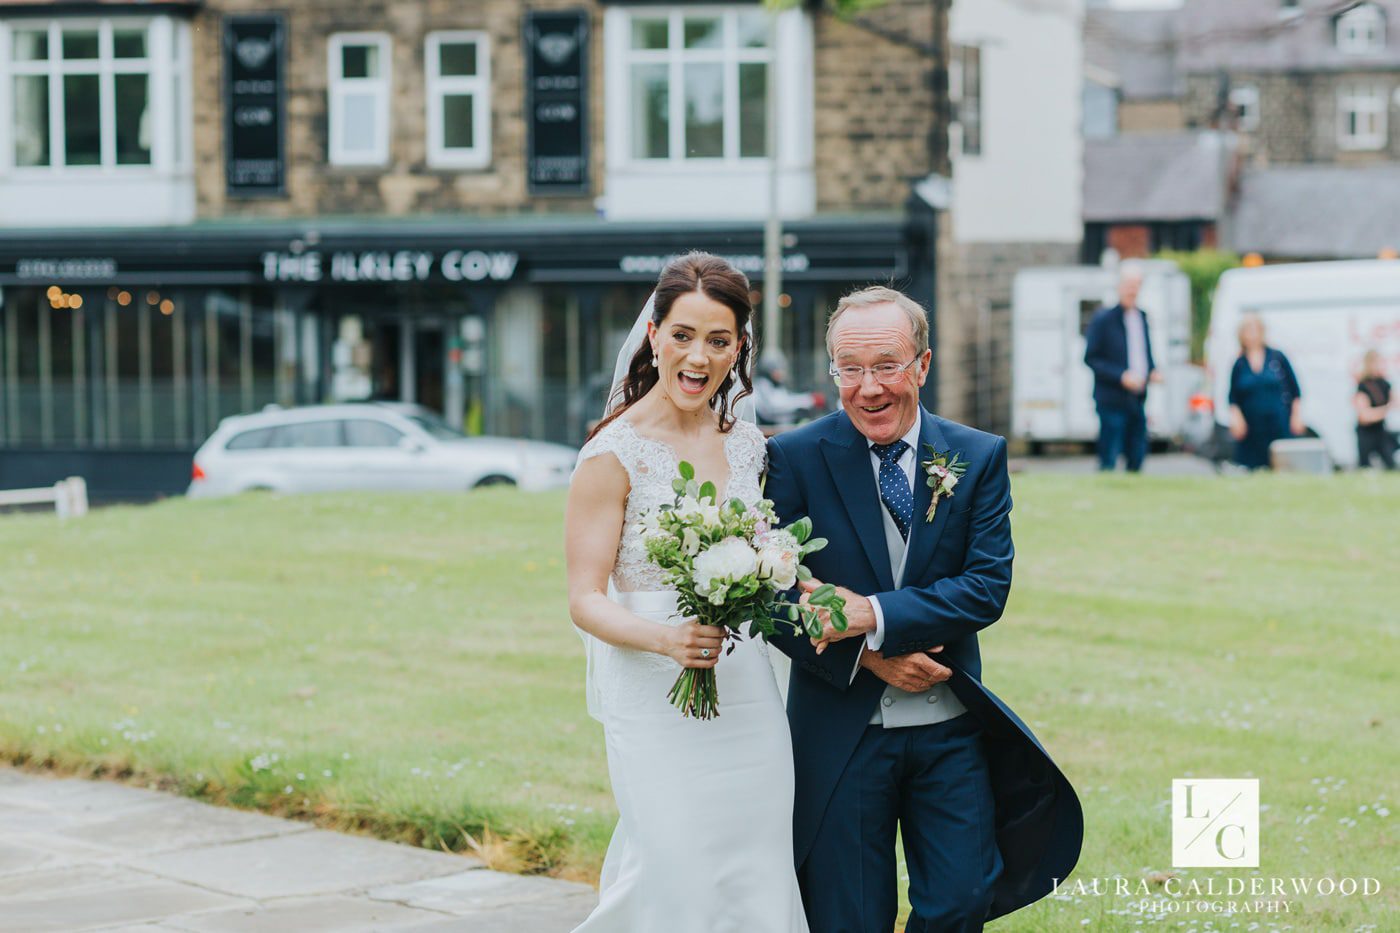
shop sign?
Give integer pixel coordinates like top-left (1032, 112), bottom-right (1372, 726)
top-left (260, 250), bottom-right (520, 284)
top-left (618, 253), bottom-right (811, 277)
top-left (224, 15), bottom-right (286, 197)
top-left (525, 10), bottom-right (590, 195)
top-left (14, 258), bottom-right (119, 280)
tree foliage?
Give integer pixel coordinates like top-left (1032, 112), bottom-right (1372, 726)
top-left (1156, 248), bottom-right (1242, 363)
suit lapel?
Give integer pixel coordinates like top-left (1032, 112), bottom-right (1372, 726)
top-left (902, 410), bottom-right (952, 587)
top-left (819, 414), bottom-right (895, 593)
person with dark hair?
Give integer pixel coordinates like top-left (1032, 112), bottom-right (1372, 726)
top-left (565, 253), bottom-right (808, 930)
top-left (1355, 349), bottom-right (1396, 470)
top-left (1227, 314), bottom-right (1304, 470)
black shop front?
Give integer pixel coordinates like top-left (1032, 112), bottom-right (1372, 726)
top-left (0, 211), bottom-right (936, 498)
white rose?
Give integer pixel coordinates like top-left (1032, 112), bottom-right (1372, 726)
top-left (699, 502), bottom-right (723, 529)
top-left (676, 495), bottom-right (704, 522)
top-left (757, 545), bottom-right (799, 591)
top-left (941, 472), bottom-right (959, 493)
top-left (692, 537), bottom-right (759, 597)
top-left (682, 527), bottom-right (701, 556)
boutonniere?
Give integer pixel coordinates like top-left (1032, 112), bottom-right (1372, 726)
top-left (920, 445), bottom-right (968, 522)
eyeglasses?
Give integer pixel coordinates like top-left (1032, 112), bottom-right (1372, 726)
top-left (828, 357), bottom-right (920, 387)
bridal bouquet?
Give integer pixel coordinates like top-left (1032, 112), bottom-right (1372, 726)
top-left (637, 461), bottom-right (847, 719)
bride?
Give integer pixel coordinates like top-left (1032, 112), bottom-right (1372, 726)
top-left (565, 252), bottom-right (808, 932)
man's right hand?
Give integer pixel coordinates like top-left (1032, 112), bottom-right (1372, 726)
top-left (859, 646), bottom-right (952, 693)
top-left (1121, 372), bottom-right (1146, 393)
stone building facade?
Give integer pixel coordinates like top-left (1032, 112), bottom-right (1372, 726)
top-left (180, 0), bottom-right (946, 220)
top-left (0, 0), bottom-right (961, 496)
top-left (1177, 0), bottom-right (1400, 166)
top-left (1183, 70), bottom-right (1400, 164)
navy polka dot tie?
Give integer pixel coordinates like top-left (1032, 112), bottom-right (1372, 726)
top-left (871, 440), bottom-right (912, 541)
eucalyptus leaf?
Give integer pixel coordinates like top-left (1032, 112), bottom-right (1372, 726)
top-left (679, 461), bottom-right (695, 481)
top-left (699, 480), bottom-right (717, 502)
top-left (672, 478), bottom-right (687, 495)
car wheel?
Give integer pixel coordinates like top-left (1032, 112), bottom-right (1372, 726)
top-left (473, 475), bottom-right (516, 489)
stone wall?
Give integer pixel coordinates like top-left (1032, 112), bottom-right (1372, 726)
top-left (192, 0), bottom-right (951, 219)
top-left (811, 0), bottom-right (949, 211)
top-left (194, 0), bottom-right (606, 218)
top-left (1183, 71), bottom-right (1400, 163)
top-left (936, 224), bottom-right (1079, 434)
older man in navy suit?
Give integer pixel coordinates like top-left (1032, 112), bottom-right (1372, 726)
top-left (1083, 262), bottom-right (1160, 472)
top-left (766, 287), bottom-right (1081, 933)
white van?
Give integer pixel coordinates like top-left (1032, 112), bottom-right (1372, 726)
top-left (1011, 260), bottom-right (1193, 448)
top-left (1205, 260), bottom-right (1400, 468)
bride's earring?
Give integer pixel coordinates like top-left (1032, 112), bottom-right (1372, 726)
top-left (651, 355), bottom-right (658, 367)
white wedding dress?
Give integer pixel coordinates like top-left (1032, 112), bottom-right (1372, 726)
top-left (572, 416), bottom-right (808, 933)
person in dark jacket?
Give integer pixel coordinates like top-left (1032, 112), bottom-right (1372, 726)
top-left (1227, 314), bottom-right (1304, 470)
top-left (1083, 262), bottom-right (1159, 472)
top-left (1355, 349), bottom-right (1396, 470)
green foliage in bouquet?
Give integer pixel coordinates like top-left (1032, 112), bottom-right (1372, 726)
top-left (639, 461), bottom-right (847, 718)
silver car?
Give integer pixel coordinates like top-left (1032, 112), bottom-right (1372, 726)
top-left (187, 403), bottom-right (577, 497)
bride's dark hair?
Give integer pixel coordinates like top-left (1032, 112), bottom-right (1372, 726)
top-left (588, 251), bottom-right (755, 441)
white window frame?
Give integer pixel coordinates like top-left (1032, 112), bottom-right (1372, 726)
top-left (949, 44), bottom-right (982, 157)
top-left (327, 32), bottom-right (391, 167)
top-left (0, 16), bottom-right (183, 175)
top-left (1229, 85), bottom-right (1260, 132)
top-left (1336, 4), bottom-right (1386, 55)
top-left (613, 6), bottom-right (777, 166)
top-left (602, 4), bottom-right (814, 220)
top-left (1337, 83), bottom-right (1388, 150)
top-left (424, 31), bottom-right (490, 169)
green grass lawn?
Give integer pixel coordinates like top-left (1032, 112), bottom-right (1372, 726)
top-left (1, 474), bottom-right (1396, 930)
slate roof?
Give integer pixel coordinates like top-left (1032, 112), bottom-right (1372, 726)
top-left (1230, 162), bottom-right (1400, 258)
top-left (1083, 131), bottom-right (1233, 222)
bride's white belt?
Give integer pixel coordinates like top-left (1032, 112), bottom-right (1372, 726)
top-left (576, 585), bottom-right (685, 721)
top-left (611, 588), bottom-right (681, 621)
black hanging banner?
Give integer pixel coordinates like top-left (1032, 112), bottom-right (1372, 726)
top-left (524, 10), bottom-right (590, 196)
top-left (224, 15), bottom-right (286, 198)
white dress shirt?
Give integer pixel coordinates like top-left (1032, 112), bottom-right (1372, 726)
top-left (864, 419), bottom-right (921, 653)
top-left (847, 415), bottom-right (967, 725)
top-left (1124, 305), bottom-right (1149, 383)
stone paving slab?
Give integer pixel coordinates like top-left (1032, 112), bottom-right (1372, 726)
top-left (400, 894), bottom-right (598, 932)
top-left (367, 870), bottom-right (596, 914)
top-left (0, 768), bottom-right (598, 932)
top-left (0, 880), bottom-right (251, 933)
top-left (155, 895), bottom-right (448, 932)
top-left (54, 796), bottom-right (312, 856)
top-left (122, 828), bottom-right (474, 901)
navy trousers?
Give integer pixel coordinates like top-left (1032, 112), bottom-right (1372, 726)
top-left (799, 714), bottom-right (1002, 933)
top-left (1096, 401), bottom-right (1148, 472)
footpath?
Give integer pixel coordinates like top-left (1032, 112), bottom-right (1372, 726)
top-left (0, 767), bottom-right (597, 932)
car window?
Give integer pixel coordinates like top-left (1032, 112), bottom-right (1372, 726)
top-left (405, 412), bottom-right (467, 440)
top-left (344, 419), bottom-right (405, 448)
top-left (225, 426), bottom-right (277, 451)
top-left (272, 420), bottom-right (344, 449)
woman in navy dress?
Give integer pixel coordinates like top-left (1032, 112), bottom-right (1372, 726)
top-left (1227, 314), bottom-right (1303, 470)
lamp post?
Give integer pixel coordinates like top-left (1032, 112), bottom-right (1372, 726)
top-left (761, 9), bottom-right (783, 367)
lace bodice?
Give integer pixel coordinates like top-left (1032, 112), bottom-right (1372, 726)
top-left (575, 416), bottom-right (767, 591)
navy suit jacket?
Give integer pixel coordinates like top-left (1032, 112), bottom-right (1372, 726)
top-left (765, 409), bottom-right (1082, 921)
top-left (1084, 303), bottom-right (1157, 410)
